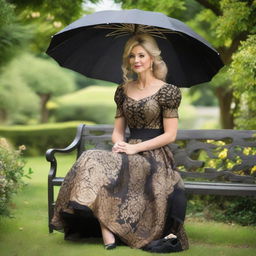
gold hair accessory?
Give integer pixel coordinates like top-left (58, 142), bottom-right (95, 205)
top-left (93, 24), bottom-right (183, 39)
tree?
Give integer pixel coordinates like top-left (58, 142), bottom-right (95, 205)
top-left (8, 0), bottom-right (99, 53)
top-left (0, 0), bottom-right (99, 124)
top-left (229, 35), bottom-right (256, 129)
top-left (0, 0), bottom-right (31, 69)
top-left (115, 0), bottom-right (256, 129)
top-left (0, 62), bottom-right (40, 124)
top-left (16, 54), bottom-right (76, 123)
top-left (0, 54), bottom-right (76, 124)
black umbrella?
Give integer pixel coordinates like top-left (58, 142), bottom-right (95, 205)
top-left (46, 9), bottom-right (223, 87)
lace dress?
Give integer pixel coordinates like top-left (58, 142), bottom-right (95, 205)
top-left (51, 83), bottom-right (189, 250)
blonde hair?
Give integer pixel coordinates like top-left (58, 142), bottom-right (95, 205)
top-left (122, 33), bottom-right (168, 85)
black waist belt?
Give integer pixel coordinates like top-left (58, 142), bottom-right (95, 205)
top-left (129, 128), bottom-right (164, 141)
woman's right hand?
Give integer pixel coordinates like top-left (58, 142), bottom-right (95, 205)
top-left (112, 141), bottom-right (123, 153)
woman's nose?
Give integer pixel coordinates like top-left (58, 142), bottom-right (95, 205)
top-left (134, 56), bottom-right (139, 62)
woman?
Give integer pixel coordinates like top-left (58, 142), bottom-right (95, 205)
top-left (51, 33), bottom-right (189, 253)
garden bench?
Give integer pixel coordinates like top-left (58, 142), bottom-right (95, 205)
top-left (46, 124), bottom-right (256, 233)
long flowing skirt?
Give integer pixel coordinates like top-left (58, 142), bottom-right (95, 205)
top-left (51, 143), bottom-right (189, 249)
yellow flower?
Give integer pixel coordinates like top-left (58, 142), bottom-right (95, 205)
top-left (236, 158), bottom-right (242, 164)
top-left (208, 160), bottom-right (215, 168)
top-left (227, 162), bottom-right (234, 169)
top-left (218, 148), bottom-right (228, 159)
top-left (251, 166), bottom-right (256, 174)
top-left (243, 147), bottom-right (251, 155)
top-left (217, 141), bottom-right (226, 146)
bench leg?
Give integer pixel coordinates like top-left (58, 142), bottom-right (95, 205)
top-left (48, 179), bottom-right (54, 233)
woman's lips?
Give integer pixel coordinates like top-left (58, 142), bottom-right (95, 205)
top-left (134, 65), bottom-right (142, 69)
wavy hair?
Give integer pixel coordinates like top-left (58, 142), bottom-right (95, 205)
top-left (122, 33), bottom-right (168, 85)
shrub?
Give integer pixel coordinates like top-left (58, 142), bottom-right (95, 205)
top-left (0, 121), bottom-right (94, 156)
top-left (187, 194), bottom-right (256, 226)
top-left (0, 138), bottom-right (31, 216)
top-left (51, 85), bottom-right (117, 124)
top-left (53, 104), bottom-right (116, 124)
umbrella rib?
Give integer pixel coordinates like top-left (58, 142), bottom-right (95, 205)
top-left (93, 24), bottom-right (184, 40)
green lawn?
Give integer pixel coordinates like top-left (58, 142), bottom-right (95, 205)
top-left (0, 155), bottom-right (255, 256)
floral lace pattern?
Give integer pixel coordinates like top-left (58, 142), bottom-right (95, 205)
top-left (114, 83), bottom-right (182, 128)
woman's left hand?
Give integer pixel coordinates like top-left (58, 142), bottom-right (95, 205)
top-left (112, 142), bottom-right (139, 155)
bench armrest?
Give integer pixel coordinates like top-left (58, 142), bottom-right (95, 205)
top-left (46, 124), bottom-right (85, 179)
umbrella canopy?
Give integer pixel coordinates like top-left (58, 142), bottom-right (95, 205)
top-left (46, 9), bottom-right (224, 87)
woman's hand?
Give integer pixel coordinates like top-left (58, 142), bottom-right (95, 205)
top-left (112, 141), bottom-right (139, 155)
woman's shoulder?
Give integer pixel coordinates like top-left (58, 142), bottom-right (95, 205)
top-left (158, 83), bottom-right (182, 107)
top-left (114, 84), bottom-right (125, 103)
top-left (159, 83), bottom-right (181, 98)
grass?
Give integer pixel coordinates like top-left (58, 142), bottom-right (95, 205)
top-left (0, 154), bottom-right (255, 256)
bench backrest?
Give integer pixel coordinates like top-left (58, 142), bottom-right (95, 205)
top-left (77, 125), bottom-right (256, 184)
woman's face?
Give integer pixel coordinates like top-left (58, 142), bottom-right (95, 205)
top-left (129, 45), bottom-right (153, 74)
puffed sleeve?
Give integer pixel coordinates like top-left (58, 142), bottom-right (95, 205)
top-left (114, 85), bottom-right (125, 118)
top-left (158, 84), bottom-right (182, 118)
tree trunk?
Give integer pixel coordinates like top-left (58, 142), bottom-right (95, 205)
top-left (0, 108), bottom-right (7, 124)
top-left (38, 93), bottom-right (51, 123)
top-left (215, 87), bottom-right (234, 129)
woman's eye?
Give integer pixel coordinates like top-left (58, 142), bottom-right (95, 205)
top-left (139, 54), bottom-right (144, 58)
top-left (129, 54), bottom-right (134, 58)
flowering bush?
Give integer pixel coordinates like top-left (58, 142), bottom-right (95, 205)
top-left (0, 138), bottom-right (32, 216)
top-left (204, 140), bottom-right (256, 176)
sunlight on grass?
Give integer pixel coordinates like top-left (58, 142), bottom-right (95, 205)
top-left (0, 155), bottom-right (255, 256)
top-left (57, 85), bottom-right (116, 106)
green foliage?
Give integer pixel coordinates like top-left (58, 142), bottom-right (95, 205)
top-left (188, 83), bottom-right (218, 106)
top-left (0, 0), bottom-right (15, 26)
top-left (15, 54), bottom-right (75, 95)
top-left (0, 138), bottom-right (31, 215)
top-left (115, 0), bottom-right (185, 17)
top-left (0, 23), bottom-right (32, 68)
top-left (10, 0), bottom-right (99, 23)
top-left (51, 86), bottom-right (117, 124)
top-left (74, 73), bottom-right (117, 90)
top-left (187, 194), bottom-right (256, 226)
top-left (0, 63), bottom-right (40, 124)
top-left (215, 0), bottom-right (252, 39)
top-left (0, 121), bottom-right (94, 156)
top-left (53, 104), bottom-right (116, 125)
top-left (0, 53), bottom-right (76, 124)
top-left (0, 0), bottom-right (32, 69)
top-left (229, 35), bottom-right (256, 129)
top-left (9, 0), bottom-right (98, 53)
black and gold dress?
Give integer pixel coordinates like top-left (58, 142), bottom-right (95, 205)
top-left (51, 83), bottom-right (189, 250)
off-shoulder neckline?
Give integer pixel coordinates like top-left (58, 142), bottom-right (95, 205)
top-left (124, 83), bottom-right (169, 102)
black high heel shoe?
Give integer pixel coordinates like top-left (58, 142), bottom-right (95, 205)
top-left (104, 242), bottom-right (116, 250)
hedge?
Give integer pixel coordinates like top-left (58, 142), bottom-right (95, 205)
top-left (0, 121), bottom-right (94, 156)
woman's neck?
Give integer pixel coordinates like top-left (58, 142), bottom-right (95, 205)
top-left (137, 71), bottom-right (156, 89)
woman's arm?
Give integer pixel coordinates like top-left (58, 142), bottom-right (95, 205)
top-left (112, 116), bottom-right (126, 144)
top-left (114, 118), bottom-right (178, 154)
